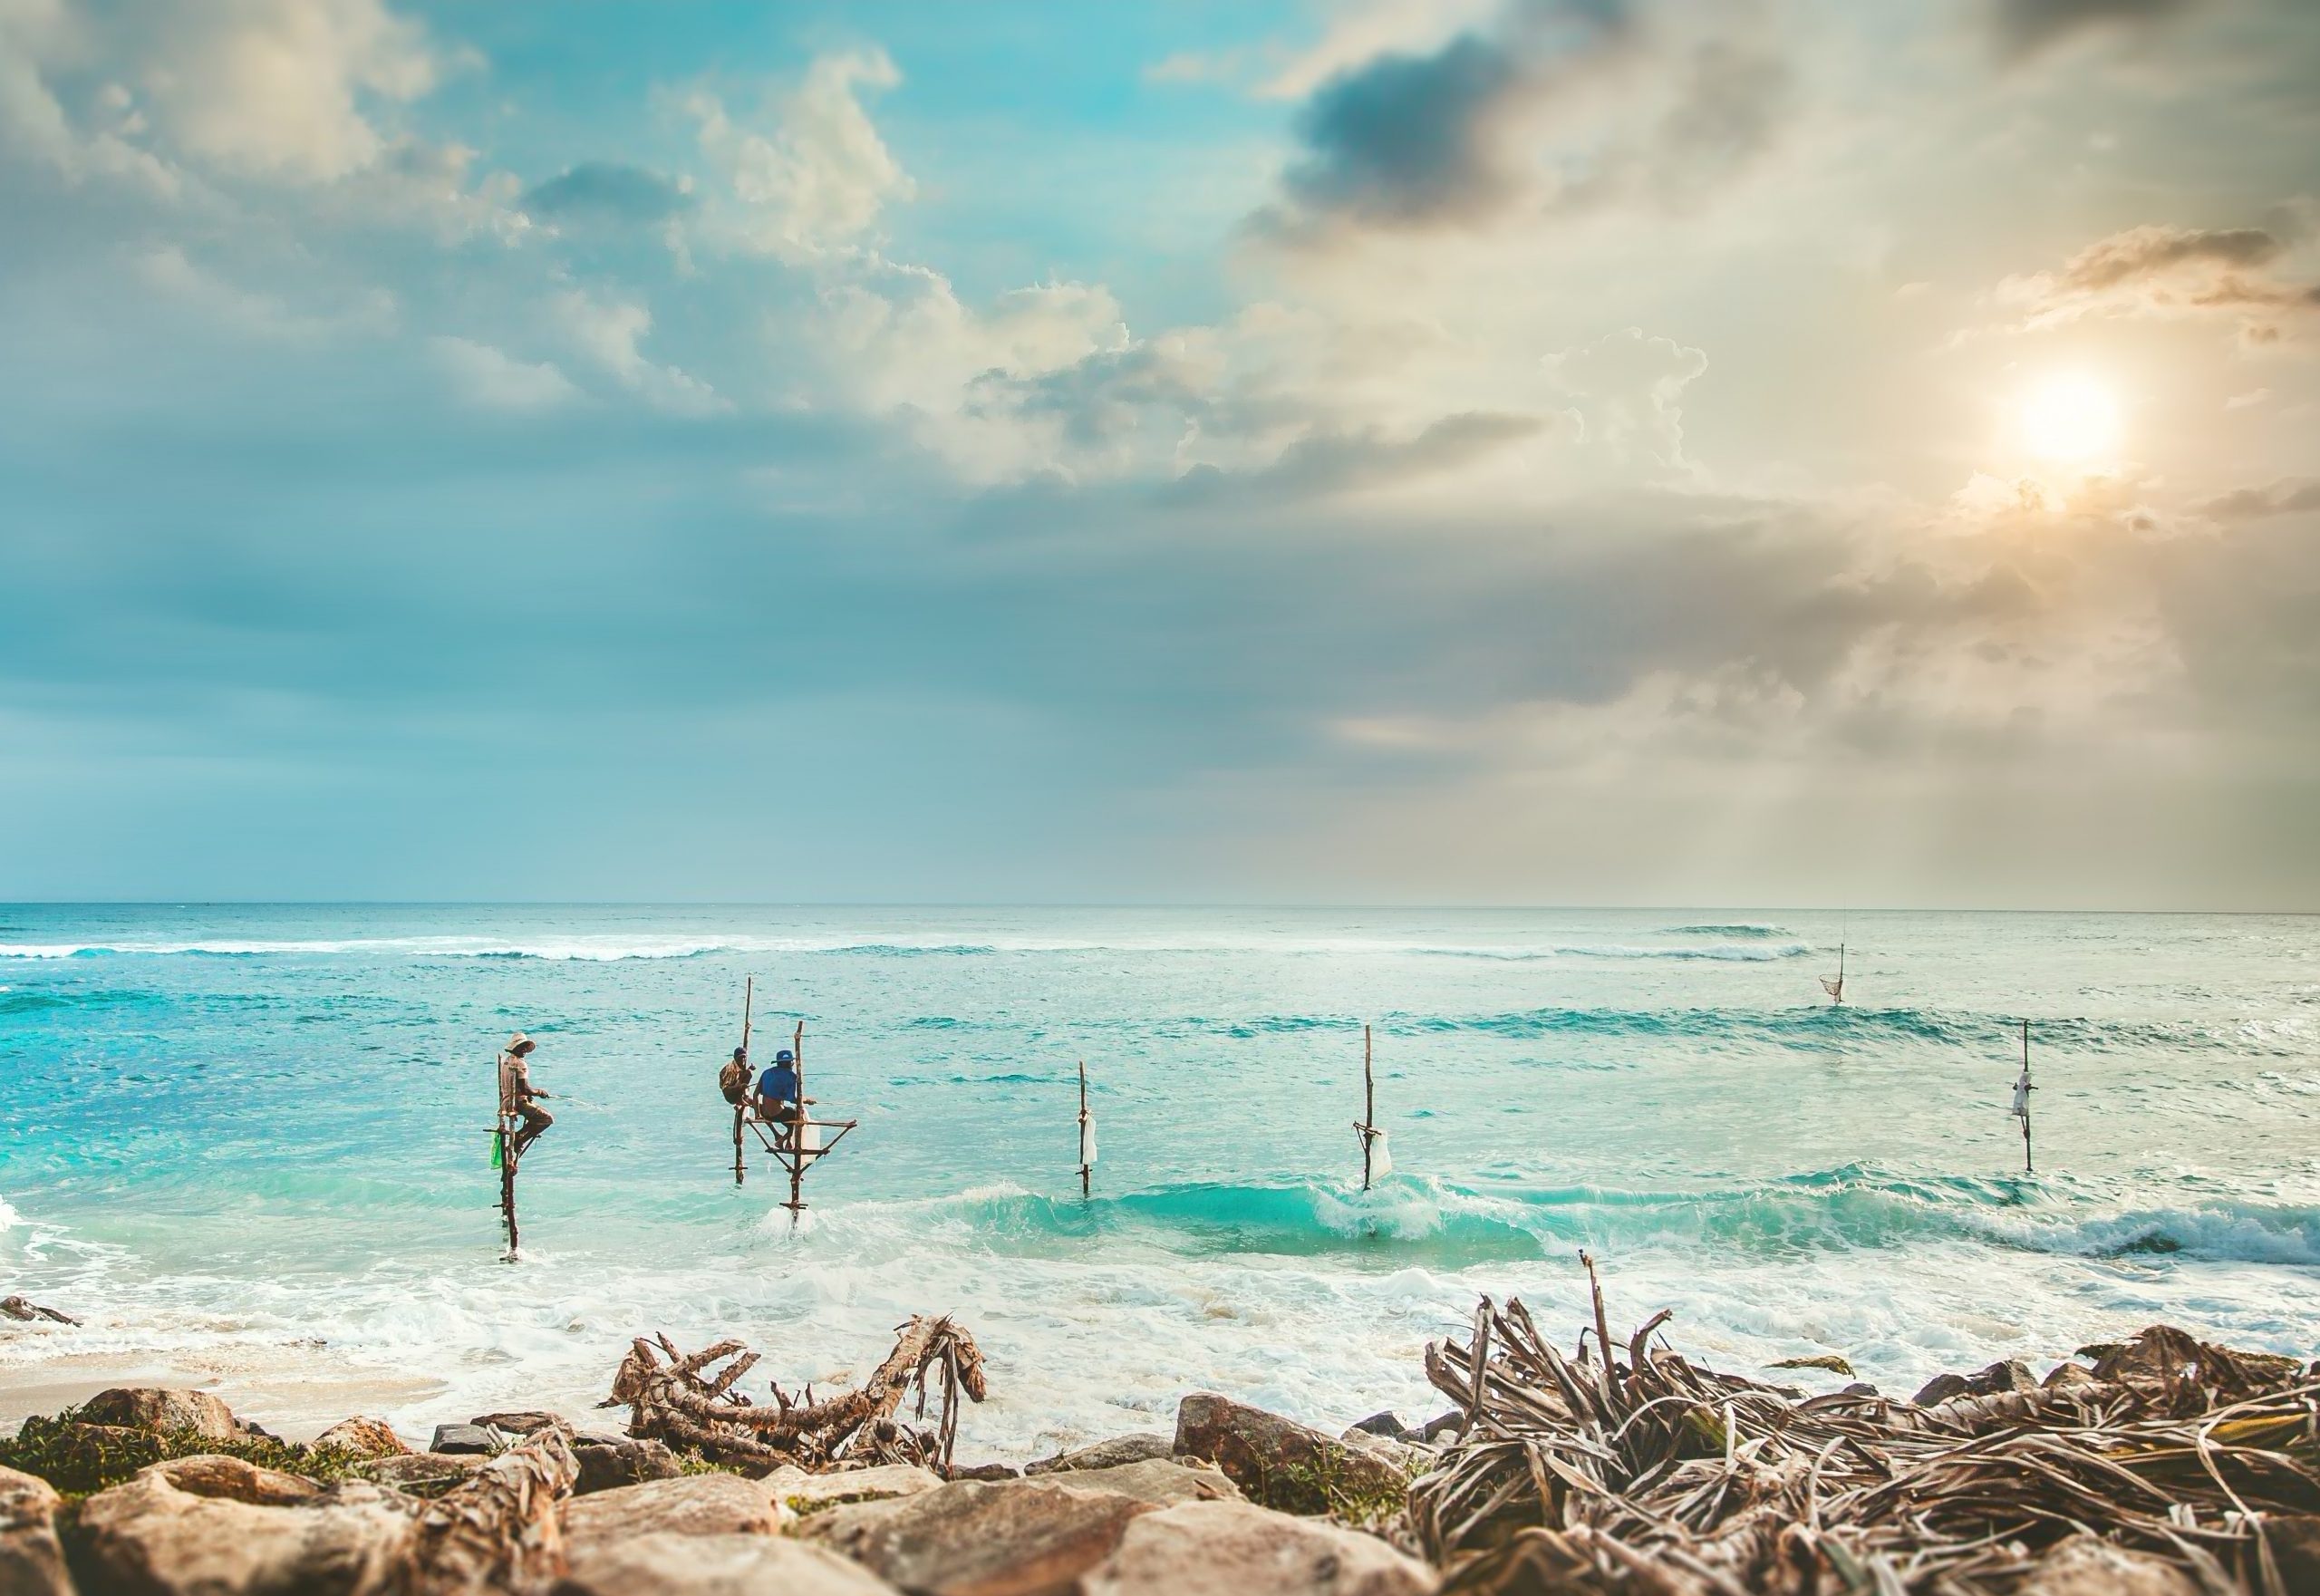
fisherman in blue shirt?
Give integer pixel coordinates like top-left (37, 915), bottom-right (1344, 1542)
top-left (755, 1049), bottom-right (801, 1141)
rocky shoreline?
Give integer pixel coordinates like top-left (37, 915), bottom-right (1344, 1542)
top-left (2, 1291), bottom-right (2315, 1595)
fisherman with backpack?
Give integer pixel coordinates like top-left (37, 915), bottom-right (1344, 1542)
top-left (498, 1032), bottom-right (555, 1161)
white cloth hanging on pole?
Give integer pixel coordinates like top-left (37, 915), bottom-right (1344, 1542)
top-left (1078, 1110), bottom-right (1097, 1170)
top-left (2011, 1069), bottom-right (2031, 1119)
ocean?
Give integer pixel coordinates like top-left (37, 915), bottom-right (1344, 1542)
top-left (2, 904), bottom-right (2315, 1455)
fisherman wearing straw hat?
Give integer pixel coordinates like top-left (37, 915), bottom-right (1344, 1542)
top-left (498, 1032), bottom-right (555, 1160)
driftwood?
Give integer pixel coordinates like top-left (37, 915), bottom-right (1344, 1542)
top-left (606, 1316), bottom-right (988, 1476)
top-left (399, 1427), bottom-right (579, 1595)
top-left (1409, 1274), bottom-right (2320, 1595)
top-left (0, 1296), bottom-right (79, 1325)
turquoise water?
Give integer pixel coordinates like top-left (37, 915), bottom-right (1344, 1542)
top-left (2, 904), bottom-right (2315, 1452)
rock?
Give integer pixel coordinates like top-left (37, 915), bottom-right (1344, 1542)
top-left (560, 1473), bottom-right (785, 1549)
top-left (1172, 1394), bottom-right (1412, 1519)
top-left (1411, 1414), bottom-right (1462, 1444)
top-left (802, 1478), bottom-right (1155, 1596)
top-left (1080, 1499), bottom-right (1436, 1596)
top-left (553, 1531), bottom-right (901, 1596)
top-left (146, 1454), bottom-right (324, 1507)
top-left (1839, 1383), bottom-right (1880, 1399)
top-left (0, 1296), bottom-right (78, 1325)
top-left (1347, 1413), bottom-right (1406, 1439)
top-left (357, 1453), bottom-right (489, 1494)
top-left (1768, 1354), bottom-right (1856, 1377)
top-left (574, 1436), bottom-right (686, 1495)
top-left (948, 1461), bottom-right (1020, 1481)
top-left (314, 1417), bottom-right (412, 1458)
top-left (1909, 1359), bottom-right (2037, 1408)
top-left (430, 1422), bottom-right (500, 1455)
top-left (2017, 1534), bottom-right (2199, 1596)
top-left (763, 1464), bottom-right (944, 1517)
top-left (77, 1387), bottom-right (246, 1441)
top-left (2042, 1362), bottom-right (2100, 1390)
top-left (470, 1410), bottom-right (568, 1436)
top-left (1022, 1435), bottom-right (1174, 1476)
top-left (0, 1465), bottom-right (71, 1596)
top-left (1049, 1460), bottom-right (1240, 1509)
top-left (77, 1464), bottom-right (417, 1596)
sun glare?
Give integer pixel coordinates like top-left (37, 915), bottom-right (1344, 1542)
top-left (2016, 373), bottom-right (2122, 465)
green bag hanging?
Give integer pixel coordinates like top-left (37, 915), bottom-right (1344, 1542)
top-left (490, 1129), bottom-right (505, 1169)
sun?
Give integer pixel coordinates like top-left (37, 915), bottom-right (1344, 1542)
top-left (2016, 373), bottom-right (2122, 465)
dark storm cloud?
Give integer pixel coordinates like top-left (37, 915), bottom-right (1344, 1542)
top-left (521, 162), bottom-right (693, 227)
top-left (1992, 0), bottom-right (2200, 57)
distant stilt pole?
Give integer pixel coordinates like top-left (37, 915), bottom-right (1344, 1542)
top-left (734, 978), bottom-right (753, 1187)
top-left (1361, 1024), bottom-right (1375, 1192)
top-left (2020, 1019), bottom-right (2035, 1175)
top-left (1077, 1060), bottom-right (1093, 1199)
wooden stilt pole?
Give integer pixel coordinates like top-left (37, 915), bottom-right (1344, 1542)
top-left (2021, 1018), bottom-right (2034, 1175)
top-left (499, 1125), bottom-right (520, 1257)
top-left (733, 978), bottom-right (753, 1187)
top-left (1361, 1023), bottom-right (1375, 1192)
top-left (1078, 1060), bottom-right (1091, 1199)
top-left (787, 1021), bottom-right (807, 1215)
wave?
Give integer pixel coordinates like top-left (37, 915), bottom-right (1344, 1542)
top-left (1662, 923), bottom-right (1790, 938)
top-left (808, 1166), bottom-right (2320, 1270)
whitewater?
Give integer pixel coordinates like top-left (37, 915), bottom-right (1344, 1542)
top-left (2, 904), bottom-right (2315, 1456)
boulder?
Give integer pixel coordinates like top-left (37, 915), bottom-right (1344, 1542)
top-left (77, 1465), bottom-right (417, 1596)
top-left (2042, 1362), bottom-right (2100, 1391)
top-left (1022, 1435), bottom-right (1173, 1476)
top-left (574, 1436), bottom-right (686, 1495)
top-left (1172, 1394), bottom-right (1412, 1519)
top-left (357, 1453), bottom-right (488, 1494)
top-left (1909, 1360), bottom-right (2038, 1408)
top-left (802, 1478), bottom-right (1155, 1596)
top-left (552, 1531), bottom-right (900, 1596)
top-left (1346, 1413), bottom-right (1406, 1439)
top-left (0, 1465), bottom-right (71, 1596)
top-left (77, 1388), bottom-right (246, 1441)
top-left (313, 1417), bottom-right (411, 1458)
top-left (949, 1462), bottom-right (1020, 1481)
top-left (2017, 1535), bottom-right (2199, 1596)
top-left (1080, 1499), bottom-right (1436, 1596)
top-left (1049, 1460), bottom-right (1239, 1509)
top-left (470, 1410), bottom-right (569, 1436)
top-left (764, 1464), bottom-right (944, 1517)
top-left (430, 1423), bottom-right (500, 1456)
top-left (560, 1473), bottom-right (784, 1549)
top-left (145, 1454), bottom-right (323, 1507)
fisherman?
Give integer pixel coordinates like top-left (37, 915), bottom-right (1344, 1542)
top-left (719, 1045), bottom-right (754, 1108)
top-left (498, 1032), bottom-right (554, 1161)
top-left (755, 1048), bottom-right (802, 1142)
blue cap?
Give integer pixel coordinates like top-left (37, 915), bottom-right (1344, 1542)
top-left (775, 1049), bottom-right (795, 1064)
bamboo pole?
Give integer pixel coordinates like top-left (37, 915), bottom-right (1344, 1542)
top-left (499, 1124), bottom-right (520, 1258)
top-left (734, 977), bottom-right (753, 1187)
top-left (1078, 1060), bottom-right (1091, 1199)
top-left (1361, 1023), bottom-right (1375, 1192)
top-left (787, 1020), bottom-right (807, 1214)
top-left (2021, 1018), bottom-right (2035, 1175)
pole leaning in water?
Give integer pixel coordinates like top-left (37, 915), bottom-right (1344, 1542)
top-left (2018, 1019), bottom-right (2035, 1175)
top-left (733, 977), bottom-right (753, 1187)
top-left (1357, 1023), bottom-right (1378, 1192)
top-left (1077, 1060), bottom-right (1093, 1199)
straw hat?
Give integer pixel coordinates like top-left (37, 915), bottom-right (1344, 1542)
top-left (508, 1032), bottom-right (536, 1056)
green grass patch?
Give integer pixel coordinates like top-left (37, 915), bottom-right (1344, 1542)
top-left (0, 1408), bottom-right (379, 1500)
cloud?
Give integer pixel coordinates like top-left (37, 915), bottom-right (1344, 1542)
top-left (688, 49), bottom-right (914, 258)
top-left (522, 161), bottom-right (692, 228)
top-left (554, 289), bottom-right (723, 414)
top-left (1991, 0), bottom-right (2199, 58)
top-left (130, 0), bottom-right (445, 182)
top-left (1252, 0), bottom-right (1792, 243)
top-left (2202, 478), bottom-right (2320, 520)
top-left (1543, 326), bottom-right (1707, 468)
top-left (1989, 221), bottom-right (2320, 343)
top-left (427, 335), bottom-right (580, 412)
top-left (1166, 411), bottom-right (1551, 505)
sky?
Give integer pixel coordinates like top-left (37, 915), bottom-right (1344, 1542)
top-left (2, 0), bottom-right (2316, 907)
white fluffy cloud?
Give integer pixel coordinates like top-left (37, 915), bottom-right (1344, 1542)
top-left (428, 335), bottom-right (580, 413)
top-left (688, 49), bottom-right (914, 259)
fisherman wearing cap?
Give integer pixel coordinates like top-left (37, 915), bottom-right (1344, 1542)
top-left (755, 1048), bottom-right (803, 1144)
top-left (498, 1032), bottom-right (555, 1161)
